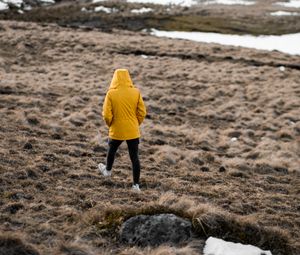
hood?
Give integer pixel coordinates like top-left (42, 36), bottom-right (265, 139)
top-left (109, 69), bottom-right (134, 90)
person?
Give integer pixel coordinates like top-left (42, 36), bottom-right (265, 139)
top-left (98, 69), bottom-right (147, 192)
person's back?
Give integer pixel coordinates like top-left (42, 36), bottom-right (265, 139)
top-left (102, 69), bottom-right (146, 140)
top-left (99, 69), bottom-right (146, 192)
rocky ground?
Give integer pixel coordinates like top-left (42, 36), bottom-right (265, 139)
top-left (0, 4), bottom-right (300, 255)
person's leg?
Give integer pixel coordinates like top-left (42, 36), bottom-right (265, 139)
top-left (106, 139), bottom-right (122, 171)
top-left (126, 138), bottom-right (140, 185)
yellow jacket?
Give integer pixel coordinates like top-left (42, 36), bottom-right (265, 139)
top-left (102, 69), bottom-right (147, 140)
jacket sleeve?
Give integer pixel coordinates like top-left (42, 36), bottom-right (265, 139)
top-left (102, 93), bottom-right (113, 127)
top-left (137, 93), bottom-right (147, 125)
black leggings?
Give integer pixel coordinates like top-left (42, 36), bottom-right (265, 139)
top-left (106, 138), bottom-right (140, 185)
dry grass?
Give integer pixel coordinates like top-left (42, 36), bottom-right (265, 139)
top-left (0, 20), bottom-right (299, 254)
top-left (0, 235), bottom-right (40, 255)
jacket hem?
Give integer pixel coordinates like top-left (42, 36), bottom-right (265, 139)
top-left (108, 135), bottom-right (140, 140)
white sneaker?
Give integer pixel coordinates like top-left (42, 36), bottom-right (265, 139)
top-left (98, 163), bottom-right (111, 177)
top-left (132, 184), bottom-right (141, 192)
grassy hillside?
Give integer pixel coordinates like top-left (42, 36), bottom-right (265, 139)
top-left (0, 20), bottom-right (299, 254)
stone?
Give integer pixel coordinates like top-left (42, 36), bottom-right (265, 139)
top-left (219, 166), bottom-right (226, 172)
top-left (120, 213), bottom-right (192, 247)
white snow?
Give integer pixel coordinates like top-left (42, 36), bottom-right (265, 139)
top-left (230, 137), bottom-right (238, 142)
top-left (279, 66), bottom-right (286, 71)
top-left (81, 7), bottom-right (94, 12)
top-left (2, 0), bottom-right (23, 8)
top-left (94, 6), bottom-right (113, 13)
top-left (131, 7), bottom-right (153, 13)
top-left (41, 0), bottom-right (55, 3)
top-left (270, 10), bottom-right (299, 16)
top-left (0, 2), bottom-right (8, 10)
top-left (151, 29), bottom-right (300, 55)
top-left (141, 54), bottom-right (149, 58)
top-left (0, 0), bottom-right (55, 11)
top-left (275, 0), bottom-right (300, 8)
top-left (203, 237), bottom-right (272, 255)
top-left (24, 5), bottom-right (32, 11)
top-left (92, 0), bottom-right (105, 3)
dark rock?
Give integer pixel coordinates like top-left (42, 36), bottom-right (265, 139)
top-left (4, 203), bottom-right (24, 214)
top-left (200, 166), bottom-right (210, 172)
top-left (219, 166), bottom-right (226, 172)
top-left (120, 214), bottom-right (192, 247)
top-left (26, 116), bottom-right (39, 125)
top-left (26, 169), bottom-right (38, 179)
top-left (93, 145), bottom-right (106, 153)
top-left (192, 157), bottom-right (204, 166)
top-left (23, 142), bottom-right (33, 150)
top-left (274, 167), bottom-right (288, 174)
top-left (51, 133), bottom-right (62, 140)
top-left (228, 131), bottom-right (242, 138)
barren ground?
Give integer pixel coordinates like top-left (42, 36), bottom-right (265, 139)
top-left (0, 19), bottom-right (299, 255)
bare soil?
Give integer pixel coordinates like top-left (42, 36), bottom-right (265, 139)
top-left (0, 20), bottom-right (299, 254)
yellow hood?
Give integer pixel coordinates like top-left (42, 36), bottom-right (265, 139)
top-left (109, 69), bottom-right (134, 89)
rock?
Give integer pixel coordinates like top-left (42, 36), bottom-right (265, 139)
top-left (200, 166), bottom-right (210, 172)
top-left (192, 157), bottom-right (204, 166)
top-left (23, 142), bottom-right (33, 150)
top-left (93, 145), bottom-right (105, 153)
top-left (120, 214), bottom-right (192, 247)
top-left (274, 167), bottom-right (288, 174)
top-left (4, 203), bottom-right (24, 214)
top-left (51, 133), bottom-right (62, 140)
top-left (219, 166), bottom-right (226, 172)
top-left (26, 116), bottom-right (39, 125)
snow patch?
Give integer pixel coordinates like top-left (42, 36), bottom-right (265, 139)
top-left (270, 11), bottom-right (299, 16)
top-left (150, 29), bottom-right (300, 55)
top-left (131, 7), bottom-right (153, 13)
top-left (94, 6), bottom-right (117, 13)
top-left (0, 2), bottom-right (9, 10)
top-left (0, 0), bottom-right (55, 11)
top-left (2, 0), bottom-right (23, 8)
top-left (203, 237), bottom-right (272, 255)
top-left (275, 0), bottom-right (300, 8)
top-left (24, 5), bottom-right (32, 11)
top-left (279, 66), bottom-right (285, 71)
top-left (41, 0), bottom-right (55, 3)
top-left (230, 137), bottom-right (238, 142)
